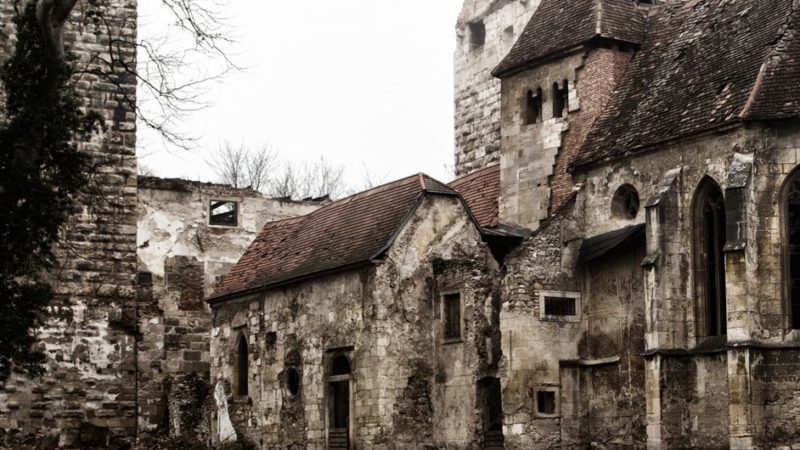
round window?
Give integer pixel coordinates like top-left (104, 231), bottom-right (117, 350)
top-left (285, 367), bottom-right (300, 396)
top-left (611, 184), bottom-right (640, 219)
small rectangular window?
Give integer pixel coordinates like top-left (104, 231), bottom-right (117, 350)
top-left (210, 200), bottom-right (238, 226)
top-left (469, 21), bottom-right (486, 49)
top-left (552, 80), bottom-right (569, 118)
top-left (544, 297), bottom-right (576, 316)
top-left (443, 293), bottom-right (461, 340)
top-left (537, 391), bottom-right (556, 415)
top-left (525, 88), bottom-right (542, 125)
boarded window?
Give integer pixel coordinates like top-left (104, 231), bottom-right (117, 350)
top-left (552, 80), bottom-right (569, 118)
top-left (544, 297), bottom-right (576, 316)
top-left (236, 335), bottom-right (248, 396)
top-left (694, 178), bottom-right (727, 337)
top-left (537, 391), bottom-right (556, 415)
top-left (785, 173), bottom-right (800, 329)
top-left (443, 293), bottom-right (461, 340)
top-left (210, 200), bottom-right (238, 226)
top-left (525, 89), bottom-right (543, 125)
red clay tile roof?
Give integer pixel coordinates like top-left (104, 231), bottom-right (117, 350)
top-left (449, 164), bottom-right (500, 229)
top-left (208, 173), bottom-right (460, 303)
top-left (493, 0), bottom-right (646, 77)
top-left (573, 0), bottom-right (800, 169)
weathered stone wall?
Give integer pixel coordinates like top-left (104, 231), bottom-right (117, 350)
top-left (209, 195), bottom-right (500, 449)
top-left (0, 1), bottom-right (139, 447)
top-left (498, 46), bottom-right (634, 231)
top-left (454, 0), bottom-right (538, 176)
top-left (135, 178), bottom-right (320, 438)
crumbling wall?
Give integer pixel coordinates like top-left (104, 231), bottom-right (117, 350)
top-left (0, 0), bottom-right (140, 447)
top-left (454, 0), bottom-right (539, 176)
top-left (209, 195), bottom-right (499, 449)
top-left (135, 179), bottom-right (320, 437)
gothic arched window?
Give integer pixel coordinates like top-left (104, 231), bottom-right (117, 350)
top-left (784, 171), bottom-right (800, 329)
top-left (693, 177), bottom-right (727, 338)
top-left (236, 334), bottom-right (249, 396)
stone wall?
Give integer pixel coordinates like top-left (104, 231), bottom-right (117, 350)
top-left (0, 0), bottom-right (140, 447)
top-left (454, 0), bottom-right (538, 176)
top-left (135, 178), bottom-right (320, 439)
top-left (209, 195), bottom-right (500, 449)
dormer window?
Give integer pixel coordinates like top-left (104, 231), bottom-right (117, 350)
top-left (553, 80), bottom-right (569, 118)
top-left (525, 88), bottom-right (543, 125)
top-left (469, 20), bottom-right (486, 49)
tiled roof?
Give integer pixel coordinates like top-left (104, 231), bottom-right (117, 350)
top-left (573, 0), bottom-right (799, 169)
top-left (208, 173), bottom-right (459, 302)
top-left (449, 164), bottom-right (500, 229)
top-left (493, 0), bottom-right (646, 77)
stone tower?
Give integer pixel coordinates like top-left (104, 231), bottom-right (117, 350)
top-left (0, 1), bottom-right (140, 447)
top-left (453, 0), bottom-right (539, 176)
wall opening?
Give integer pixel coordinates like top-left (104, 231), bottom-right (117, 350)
top-left (286, 367), bottom-right (300, 396)
top-left (611, 184), bottom-right (640, 219)
top-left (693, 177), bottom-right (727, 338)
top-left (478, 377), bottom-right (504, 447)
top-left (525, 88), bottom-right (543, 125)
top-left (209, 200), bottom-right (238, 227)
top-left (784, 170), bottom-right (800, 329)
top-left (544, 296), bottom-right (576, 316)
top-left (469, 20), bottom-right (486, 49)
top-left (327, 354), bottom-right (352, 449)
top-left (552, 80), bottom-right (569, 118)
top-left (235, 334), bottom-right (248, 396)
top-left (443, 292), bottom-right (462, 340)
top-left (536, 390), bottom-right (556, 415)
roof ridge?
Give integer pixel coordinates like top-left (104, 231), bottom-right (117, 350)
top-left (418, 173), bottom-right (427, 191)
top-left (596, 0), bottom-right (604, 35)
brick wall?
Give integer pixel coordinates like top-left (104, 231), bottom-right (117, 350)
top-left (0, 0), bottom-right (139, 447)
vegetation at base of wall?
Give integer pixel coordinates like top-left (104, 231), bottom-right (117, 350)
top-left (0, 2), bottom-right (101, 381)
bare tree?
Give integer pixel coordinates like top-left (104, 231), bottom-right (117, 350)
top-left (268, 156), bottom-right (348, 201)
top-left (208, 142), bottom-right (278, 191)
top-left (30, 0), bottom-right (238, 149)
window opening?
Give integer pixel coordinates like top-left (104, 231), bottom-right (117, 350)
top-left (611, 184), bottom-right (640, 219)
top-left (331, 355), bottom-right (352, 376)
top-left (537, 391), bottom-right (556, 415)
top-left (443, 293), bottom-right (462, 340)
top-left (786, 173), bottom-right (800, 329)
top-left (210, 200), bottom-right (238, 226)
top-left (236, 335), bottom-right (248, 396)
top-left (265, 331), bottom-right (277, 348)
top-left (552, 80), bottom-right (569, 118)
top-left (544, 297), bottom-right (576, 316)
top-left (469, 20), bottom-right (486, 49)
top-left (285, 367), bottom-right (300, 396)
top-left (694, 179), bottom-right (727, 337)
top-left (525, 89), bottom-right (543, 125)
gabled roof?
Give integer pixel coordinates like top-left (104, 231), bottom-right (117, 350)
top-left (493, 0), bottom-right (646, 77)
top-left (448, 164), bottom-right (500, 229)
top-left (207, 174), bottom-right (459, 303)
top-left (573, 0), bottom-right (800, 169)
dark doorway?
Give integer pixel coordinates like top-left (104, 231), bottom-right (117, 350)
top-left (328, 355), bottom-right (352, 449)
top-left (478, 377), bottom-right (504, 449)
top-left (787, 173), bottom-right (800, 328)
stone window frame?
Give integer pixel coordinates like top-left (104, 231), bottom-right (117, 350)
top-left (538, 290), bottom-right (581, 323)
top-left (468, 20), bottom-right (486, 50)
top-left (208, 198), bottom-right (240, 228)
top-left (523, 87), bottom-right (543, 126)
top-left (233, 330), bottom-right (249, 398)
top-left (324, 350), bottom-right (354, 447)
top-left (441, 290), bottom-right (464, 344)
top-left (691, 176), bottom-right (728, 339)
top-left (611, 184), bottom-right (641, 220)
top-left (533, 386), bottom-right (560, 418)
top-left (780, 167), bottom-right (800, 331)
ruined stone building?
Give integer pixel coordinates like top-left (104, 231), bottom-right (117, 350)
top-left (208, 0), bottom-right (800, 449)
top-left (4, 0), bottom-right (800, 448)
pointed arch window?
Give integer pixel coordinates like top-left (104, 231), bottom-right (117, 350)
top-left (784, 171), bottom-right (800, 329)
top-left (693, 178), bottom-right (727, 338)
top-left (236, 334), bottom-right (249, 396)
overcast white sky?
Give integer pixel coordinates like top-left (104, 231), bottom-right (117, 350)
top-left (137, 1), bottom-right (463, 188)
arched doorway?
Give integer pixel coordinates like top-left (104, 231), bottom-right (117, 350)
top-left (327, 354), bottom-right (352, 449)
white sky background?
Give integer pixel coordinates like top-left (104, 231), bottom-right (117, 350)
top-left (137, 1), bottom-right (463, 190)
